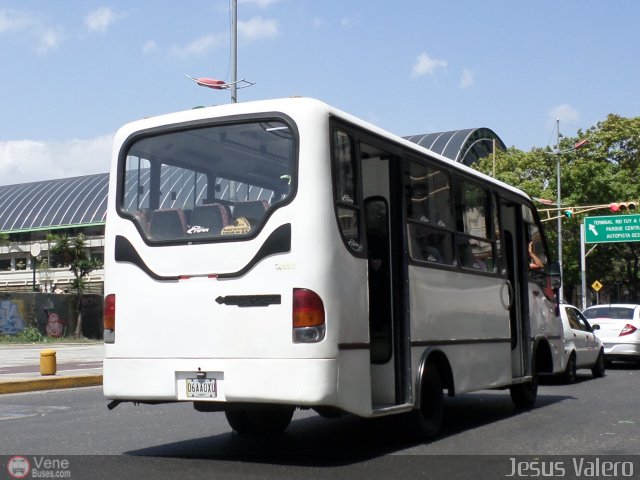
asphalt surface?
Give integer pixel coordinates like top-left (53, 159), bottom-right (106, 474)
top-left (0, 342), bottom-right (103, 394)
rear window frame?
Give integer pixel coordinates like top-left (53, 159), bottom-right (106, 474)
top-left (115, 112), bottom-right (299, 246)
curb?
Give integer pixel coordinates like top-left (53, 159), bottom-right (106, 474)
top-left (0, 374), bottom-right (103, 395)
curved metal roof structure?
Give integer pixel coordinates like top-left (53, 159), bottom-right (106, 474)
top-left (404, 128), bottom-right (506, 167)
top-left (0, 173), bottom-right (108, 233)
top-left (0, 129), bottom-right (506, 234)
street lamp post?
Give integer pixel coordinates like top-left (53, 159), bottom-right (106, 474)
top-left (555, 119), bottom-right (563, 300)
top-left (548, 119), bottom-right (588, 302)
top-left (30, 243), bottom-right (41, 292)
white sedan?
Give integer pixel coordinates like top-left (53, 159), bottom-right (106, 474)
top-left (558, 303), bottom-right (605, 382)
top-left (583, 304), bottom-right (640, 366)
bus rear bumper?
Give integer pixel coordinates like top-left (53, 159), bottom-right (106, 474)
top-left (103, 357), bottom-right (338, 406)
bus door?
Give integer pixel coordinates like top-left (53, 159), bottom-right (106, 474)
top-left (360, 143), bottom-right (407, 408)
top-left (500, 200), bottom-right (531, 378)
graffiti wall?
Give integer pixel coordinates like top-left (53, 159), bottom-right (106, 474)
top-left (0, 292), bottom-right (103, 339)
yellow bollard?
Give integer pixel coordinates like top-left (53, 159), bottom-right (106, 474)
top-left (40, 349), bottom-right (57, 376)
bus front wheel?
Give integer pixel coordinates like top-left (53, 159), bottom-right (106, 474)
top-left (225, 405), bottom-right (294, 434)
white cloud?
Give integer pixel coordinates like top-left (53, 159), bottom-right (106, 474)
top-left (0, 9), bottom-right (37, 33)
top-left (239, 0), bottom-right (280, 7)
top-left (0, 134), bottom-right (114, 186)
top-left (84, 7), bottom-right (118, 33)
top-left (411, 52), bottom-right (447, 79)
top-left (548, 104), bottom-right (581, 129)
top-left (0, 9), bottom-right (64, 54)
top-left (238, 17), bottom-right (279, 41)
top-left (169, 33), bottom-right (226, 58)
top-left (459, 68), bottom-right (474, 89)
top-left (35, 26), bottom-right (64, 54)
top-left (142, 40), bottom-right (157, 54)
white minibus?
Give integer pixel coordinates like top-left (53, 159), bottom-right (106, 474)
top-left (103, 97), bottom-right (563, 437)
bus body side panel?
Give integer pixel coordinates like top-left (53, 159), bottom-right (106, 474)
top-left (408, 265), bottom-right (512, 394)
top-left (528, 280), bottom-right (564, 373)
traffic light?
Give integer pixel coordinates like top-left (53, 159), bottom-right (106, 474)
top-left (564, 209), bottom-right (574, 218)
top-left (609, 201), bottom-right (637, 213)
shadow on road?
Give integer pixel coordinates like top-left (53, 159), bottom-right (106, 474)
top-left (125, 390), bottom-right (571, 466)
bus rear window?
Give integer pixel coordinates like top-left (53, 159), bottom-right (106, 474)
top-left (119, 120), bottom-right (295, 242)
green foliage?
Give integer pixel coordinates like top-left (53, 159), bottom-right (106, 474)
top-left (49, 233), bottom-right (102, 337)
top-left (19, 326), bottom-right (45, 342)
top-left (473, 114), bottom-right (640, 304)
top-left (0, 327), bottom-right (44, 343)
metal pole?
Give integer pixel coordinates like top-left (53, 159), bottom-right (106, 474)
top-left (229, 0), bottom-right (238, 202)
top-left (492, 138), bottom-right (496, 177)
top-left (580, 223), bottom-right (587, 310)
top-left (32, 257), bottom-right (37, 292)
top-left (556, 119), bottom-right (563, 300)
top-left (230, 0), bottom-right (238, 104)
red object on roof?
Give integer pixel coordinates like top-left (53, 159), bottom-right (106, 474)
top-left (194, 78), bottom-right (226, 89)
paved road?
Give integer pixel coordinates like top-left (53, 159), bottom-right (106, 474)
top-left (1, 364), bottom-right (639, 479)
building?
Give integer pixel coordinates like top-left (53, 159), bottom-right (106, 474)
top-left (0, 174), bottom-right (107, 293)
top-left (0, 128), bottom-right (505, 293)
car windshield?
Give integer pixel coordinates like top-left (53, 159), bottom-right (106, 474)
top-left (583, 307), bottom-right (635, 320)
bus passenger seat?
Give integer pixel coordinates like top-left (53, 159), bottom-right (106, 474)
top-left (149, 208), bottom-right (187, 240)
top-left (233, 200), bottom-right (268, 224)
top-left (190, 204), bottom-right (231, 233)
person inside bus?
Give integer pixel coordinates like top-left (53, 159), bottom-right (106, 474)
top-left (528, 241), bottom-right (544, 270)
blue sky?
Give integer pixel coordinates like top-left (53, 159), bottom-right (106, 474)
top-left (1, 0), bottom-right (639, 185)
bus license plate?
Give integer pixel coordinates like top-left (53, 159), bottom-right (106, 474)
top-left (186, 378), bottom-right (217, 398)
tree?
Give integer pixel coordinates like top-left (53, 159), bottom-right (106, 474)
top-left (49, 233), bottom-right (102, 338)
top-left (473, 114), bottom-right (640, 304)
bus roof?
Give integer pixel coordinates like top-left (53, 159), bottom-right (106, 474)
top-left (115, 97), bottom-right (531, 202)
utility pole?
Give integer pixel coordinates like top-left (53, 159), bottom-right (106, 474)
top-left (556, 118), bottom-right (563, 300)
top-left (230, 0), bottom-right (237, 104)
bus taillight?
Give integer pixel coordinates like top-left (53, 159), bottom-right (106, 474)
top-left (104, 294), bottom-right (116, 343)
top-left (292, 288), bottom-right (325, 343)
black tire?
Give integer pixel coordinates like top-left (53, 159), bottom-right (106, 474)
top-left (225, 405), bottom-right (294, 434)
top-left (403, 364), bottom-right (444, 440)
top-left (562, 353), bottom-right (577, 383)
top-left (591, 350), bottom-right (606, 378)
top-left (510, 373), bottom-right (538, 409)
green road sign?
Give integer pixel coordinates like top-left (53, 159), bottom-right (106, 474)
top-left (584, 214), bottom-right (640, 243)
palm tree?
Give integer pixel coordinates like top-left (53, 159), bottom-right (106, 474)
top-left (49, 233), bottom-right (102, 338)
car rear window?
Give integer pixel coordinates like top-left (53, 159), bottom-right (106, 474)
top-left (583, 307), bottom-right (635, 320)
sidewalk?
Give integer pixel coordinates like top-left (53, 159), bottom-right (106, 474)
top-left (0, 342), bottom-right (103, 394)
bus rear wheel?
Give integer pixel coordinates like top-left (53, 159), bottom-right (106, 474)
top-left (225, 405), bottom-right (294, 434)
top-left (510, 374), bottom-right (538, 409)
top-left (403, 365), bottom-right (444, 440)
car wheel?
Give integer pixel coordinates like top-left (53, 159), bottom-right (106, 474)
top-left (591, 350), bottom-right (606, 378)
top-left (562, 353), bottom-right (577, 383)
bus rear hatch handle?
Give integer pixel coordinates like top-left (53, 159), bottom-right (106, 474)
top-left (215, 294), bottom-right (281, 307)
